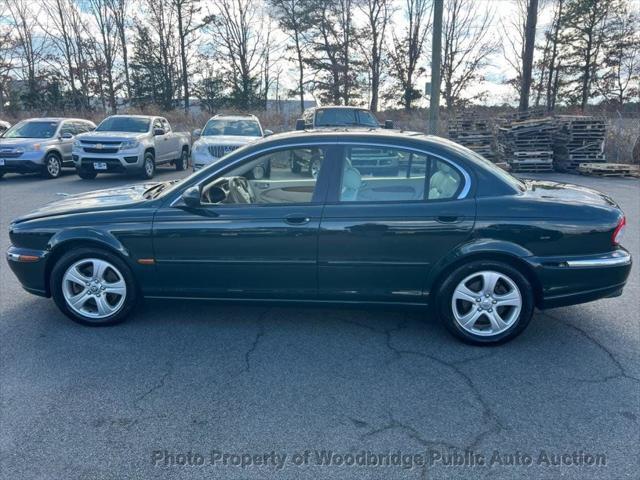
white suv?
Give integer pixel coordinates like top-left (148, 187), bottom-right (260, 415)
top-left (191, 114), bottom-right (272, 171)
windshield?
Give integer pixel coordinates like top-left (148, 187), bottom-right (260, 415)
top-left (315, 109), bottom-right (357, 126)
top-left (4, 121), bottom-right (59, 139)
top-left (202, 119), bottom-right (261, 137)
top-left (96, 117), bottom-right (150, 133)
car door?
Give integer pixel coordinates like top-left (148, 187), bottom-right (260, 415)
top-left (161, 118), bottom-right (179, 159)
top-left (318, 143), bottom-right (476, 303)
top-left (57, 121), bottom-right (76, 163)
top-left (151, 144), bottom-right (337, 299)
top-left (152, 118), bottom-right (170, 162)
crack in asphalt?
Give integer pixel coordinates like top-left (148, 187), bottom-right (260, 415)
top-left (243, 308), bottom-right (270, 373)
top-left (541, 311), bottom-right (640, 384)
top-left (339, 316), bottom-right (504, 451)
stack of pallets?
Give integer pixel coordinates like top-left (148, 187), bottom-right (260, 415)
top-left (496, 116), bottom-right (555, 172)
top-left (448, 114), bottom-right (494, 160)
top-left (553, 116), bottom-right (606, 171)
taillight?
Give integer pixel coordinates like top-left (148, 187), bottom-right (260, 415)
top-left (612, 216), bottom-right (626, 246)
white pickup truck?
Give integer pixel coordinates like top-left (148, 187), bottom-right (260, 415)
top-left (72, 115), bottom-right (191, 179)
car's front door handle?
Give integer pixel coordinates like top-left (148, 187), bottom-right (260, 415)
top-left (284, 215), bottom-right (310, 225)
top-left (436, 215), bottom-right (462, 223)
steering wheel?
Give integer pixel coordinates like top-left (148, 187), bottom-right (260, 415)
top-left (227, 176), bottom-right (254, 204)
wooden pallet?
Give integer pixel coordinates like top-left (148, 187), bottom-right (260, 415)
top-left (577, 163), bottom-right (640, 177)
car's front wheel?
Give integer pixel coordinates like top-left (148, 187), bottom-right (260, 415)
top-left (437, 260), bottom-right (534, 345)
top-left (77, 168), bottom-right (97, 180)
top-left (176, 148), bottom-right (189, 171)
top-left (42, 153), bottom-right (62, 179)
top-left (50, 248), bottom-right (138, 326)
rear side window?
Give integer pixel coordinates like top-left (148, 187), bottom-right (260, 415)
top-left (339, 146), bottom-right (464, 203)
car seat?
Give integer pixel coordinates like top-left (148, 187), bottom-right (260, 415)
top-left (429, 162), bottom-right (459, 199)
top-left (341, 157), bottom-right (362, 201)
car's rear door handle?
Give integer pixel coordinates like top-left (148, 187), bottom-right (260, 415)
top-left (284, 214), bottom-right (310, 225)
top-left (436, 215), bottom-right (462, 223)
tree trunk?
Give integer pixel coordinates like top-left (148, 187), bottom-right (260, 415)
top-left (519, 0), bottom-right (538, 112)
top-left (177, 4), bottom-right (189, 113)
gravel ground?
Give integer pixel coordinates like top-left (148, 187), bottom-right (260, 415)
top-left (0, 167), bottom-right (638, 480)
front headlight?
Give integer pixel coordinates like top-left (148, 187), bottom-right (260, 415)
top-left (195, 143), bottom-right (209, 154)
top-left (16, 144), bottom-right (41, 153)
top-left (73, 140), bottom-right (82, 148)
top-left (121, 140), bottom-right (139, 150)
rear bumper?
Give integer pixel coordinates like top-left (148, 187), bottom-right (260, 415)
top-left (6, 246), bottom-right (50, 297)
top-left (530, 248), bottom-right (632, 309)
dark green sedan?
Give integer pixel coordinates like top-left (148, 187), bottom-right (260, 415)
top-left (6, 130), bottom-right (632, 344)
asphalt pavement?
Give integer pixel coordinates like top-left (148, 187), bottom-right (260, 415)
top-left (0, 166), bottom-right (638, 479)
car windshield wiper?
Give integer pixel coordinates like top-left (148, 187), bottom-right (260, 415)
top-left (143, 182), bottom-right (170, 199)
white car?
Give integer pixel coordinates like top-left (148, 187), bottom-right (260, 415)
top-left (191, 114), bottom-right (272, 171)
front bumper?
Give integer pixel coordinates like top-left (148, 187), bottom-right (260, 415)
top-left (192, 151), bottom-right (222, 171)
top-left (530, 248), bottom-right (632, 308)
top-left (73, 149), bottom-right (143, 173)
top-left (0, 152), bottom-right (47, 174)
top-left (6, 246), bottom-right (50, 297)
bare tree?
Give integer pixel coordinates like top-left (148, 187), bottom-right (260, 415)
top-left (519, 0), bottom-right (539, 111)
top-left (358, 0), bottom-right (393, 111)
top-left (206, 0), bottom-right (266, 110)
top-left (106, 0), bottom-right (131, 100)
top-left (543, 0), bottom-right (565, 111)
top-left (268, 0), bottom-right (314, 113)
top-left (88, 0), bottom-right (120, 114)
top-left (441, 0), bottom-right (498, 110)
top-left (0, 5), bottom-right (17, 112)
top-left (6, 0), bottom-right (48, 109)
top-left (387, 0), bottom-right (431, 110)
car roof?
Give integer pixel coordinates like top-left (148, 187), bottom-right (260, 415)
top-left (212, 114), bottom-right (259, 120)
top-left (104, 115), bottom-right (155, 119)
top-left (308, 106), bottom-right (372, 111)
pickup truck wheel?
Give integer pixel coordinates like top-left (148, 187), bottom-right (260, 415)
top-left (175, 148), bottom-right (189, 171)
top-left (77, 168), bottom-right (97, 180)
top-left (42, 153), bottom-right (62, 179)
top-left (437, 260), bottom-right (534, 345)
top-left (140, 152), bottom-right (155, 179)
top-left (50, 248), bottom-right (137, 326)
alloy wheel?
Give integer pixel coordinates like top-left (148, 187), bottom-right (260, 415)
top-left (451, 270), bottom-right (522, 337)
top-left (62, 258), bottom-right (127, 319)
top-left (145, 158), bottom-right (154, 176)
top-left (47, 156), bottom-right (61, 177)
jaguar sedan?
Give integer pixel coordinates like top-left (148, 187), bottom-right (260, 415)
top-left (6, 130), bottom-right (632, 344)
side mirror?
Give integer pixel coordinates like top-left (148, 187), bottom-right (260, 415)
top-left (181, 186), bottom-right (201, 207)
top-left (192, 128), bottom-right (201, 138)
top-left (154, 128), bottom-right (165, 136)
top-left (263, 129), bottom-right (273, 136)
top-left (295, 119), bottom-right (307, 131)
top-left (384, 120), bottom-right (394, 129)
top-left (60, 132), bottom-right (74, 140)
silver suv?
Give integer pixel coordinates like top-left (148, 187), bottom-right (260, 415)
top-left (0, 118), bottom-right (96, 179)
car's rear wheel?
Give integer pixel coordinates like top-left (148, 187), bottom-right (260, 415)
top-left (140, 152), bottom-right (155, 179)
top-left (50, 248), bottom-right (137, 326)
top-left (176, 148), bottom-right (188, 171)
top-left (437, 260), bottom-right (534, 345)
top-left (42, 153), bottom-right (62, 179)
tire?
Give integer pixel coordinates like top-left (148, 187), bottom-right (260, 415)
top-left (436, 260), bottom-right (534, 345)
top-left (50, 247), bottom-right (138, 326)
top-left (140, 151), bottom-right (155, 179)
top-left (77, 168), bottom-right (97, 180)
top-left (176, 148), bottom-right (188, 171)
top-left (309, 157), bottom-right (321, 178)
top-left (41, 152), bottom-right (62, 179)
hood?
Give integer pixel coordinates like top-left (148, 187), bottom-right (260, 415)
top-left (0, 137), bottom-right (52, 148)
top-left (197, 135), bottom-right (260, 146)
top-left (13, 182), bottom-right (158, 223)
top-left (523, 179), bottom-right (618, 208)
top-left (79, 131), bottom-right (146, 142)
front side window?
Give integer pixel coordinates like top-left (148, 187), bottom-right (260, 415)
top-left (4, 121), bottom-right (59, 139)
top-left (339, 146), bottom-right (464, 202)
top-left (200, 147), bottom-right (327, 205)
top-left (97, 117), bottom-right (150, 133)
top-left (59, 122), bottom-right (76, 136)
top-left (202, 119), bottom-right (262, 137)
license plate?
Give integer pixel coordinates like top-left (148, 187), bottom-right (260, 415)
top-left (0, 159), bottom-right (5, 166)
top-left (93, 162), bottom-right (107, 170)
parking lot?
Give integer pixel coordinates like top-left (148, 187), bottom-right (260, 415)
top-left (0, 168), bottom-right (638, 479)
